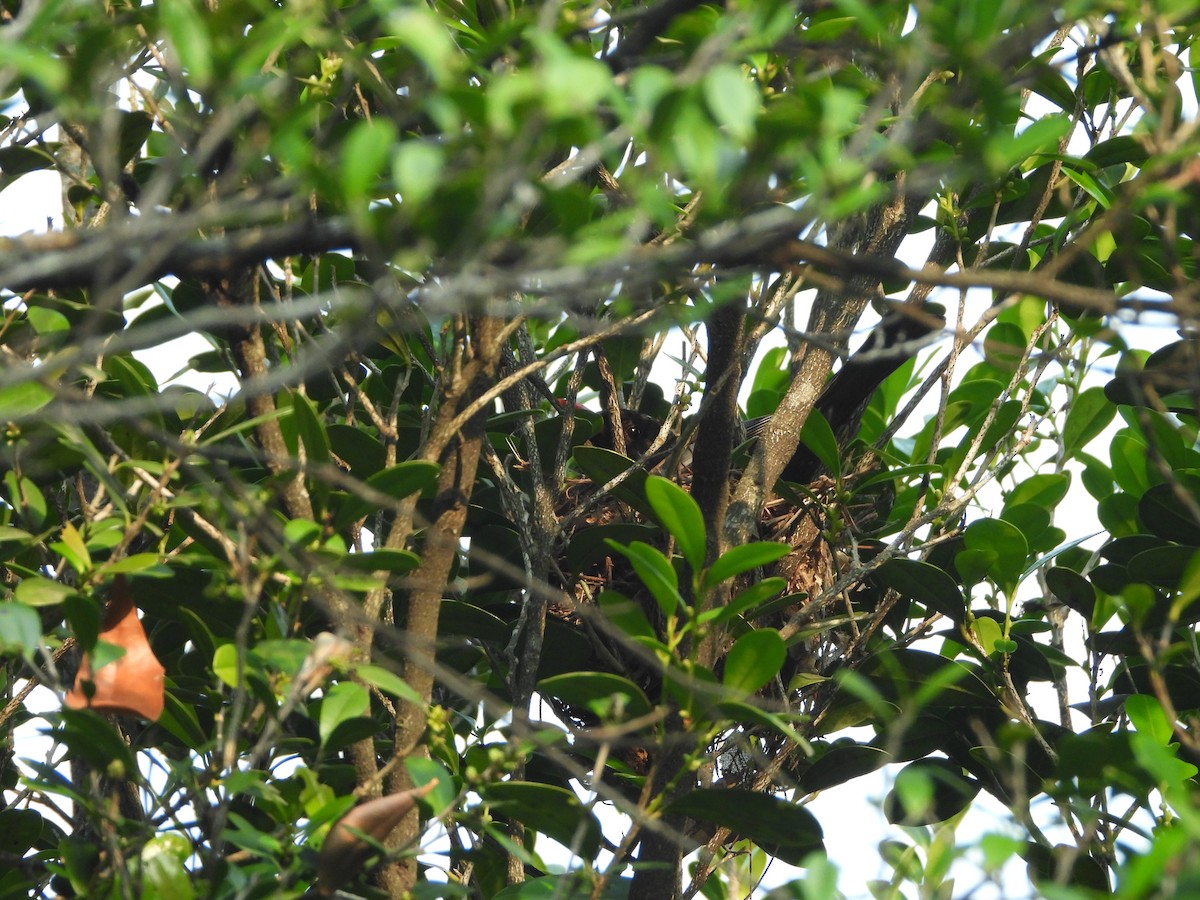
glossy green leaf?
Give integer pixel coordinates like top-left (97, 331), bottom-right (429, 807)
top-left (798, 743), bottom-right (890, 793)
top-left (482, 782), bottom-right (602, 858)
top-left (103, 553), bottom-right (171, 576)
top-left (962, 518), bottom-right (1028, 596)
top-left (157, 0), bottom-right (213, 87)
top-left (798, 409), bottom-right (840, 479)
top-left (664, 789), bottom-right (823, 865)
top-left (342, 549), bottom-right (421, 573)
top-left (15, 576), bottom-right (74, 607)
top-left (703, 541), bottom-right (789, 592)
top-left (0, 381), bottom-right (54, 419)
top-left (342, 119), bottom-right (398, 205)
top-left (971, 615), bottom-right (1004, 655)
top-left (319, 681), bottom-right (371, 746)
top-left (1006, 472), bottom-right (1071, 512)
top-left (874, 558), bottom-right (965, 621)
top-left (0, 525), bottom-right (33, 543)
top-left (607, 540), bottom-right (680, 617)
top-left (538, 671), bottom-right (653, 720)
top-left (598, 591), bottom-right (658, 642)
top-left (703, 64), bottom-right (759, 141)
top-left (393, 140), bottom-right (444, 209)
top-left (356, 664), bottom-right (423, 705)
top-left (141, 832), bottom-right (196, 900)
top-left (0, 808), bottom-right (44, 857)
top-left (406, 756), bottom-right (456, 814)
top-left (572, 446), bottom-right (655, 519)
top-left (0, 602), bottom-right (41, 657)
top-left (884, 758), bottom-right (979, 825)
top-left (1045, 567), bottom-right (1095, 620)
top-left (701, 576), bottom-right (788, 625)
top-left (1125, 694), bottom-right (1173, 746)
top-left (335, 460), bottom-right (440, 526)
top-left (1062, 387), bottom-right (1115, 459)
top-left (645, 475), bottom-right (705, 573)
top-left (723, 629), bottom-right (786, 695)
top-left (289, 391), bottom-right (331, 466)
top-left (212, 643), bottom-right (242, 689)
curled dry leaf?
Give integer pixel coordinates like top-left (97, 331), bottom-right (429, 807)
top-left (64, 575), bottom-right (166, 720)
top-left (315, 779), bottom-right (439, 897)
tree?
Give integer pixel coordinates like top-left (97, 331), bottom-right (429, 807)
top-left (1, 1), bottom-right (1199, 897)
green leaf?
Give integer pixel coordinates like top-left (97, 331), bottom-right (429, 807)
top-left (1006, 472), bottom-right (1071, 512)
top-left (0, 381), bottom-right (55, 419)
top-left (406, 756), bottom-right (455, 814)
top-left (212, 643), bottom-right (241, 689)
top-left (0, 602), bottom-right (41, 657)
top-left (393, 140), bottom-right (444, 209)
top-left (0, 145), bottom-right (56, 176)
top-left (15, 576), bottom-right (74, 607)
top-left (985, 114), bottom-right (1072, 173)
top-left (701, 577), bottom-right (788, 625)
top-left (342, 549), bottom-right (421, 574)
top-left (0, 808), bottom-right (44, 857)
top-left (0, 525), bottom-right (33, 543)
top-left (607, 540), bottom-right (681, 617)
top-left (356, 664), bottom-right (423, 705)
top-left (703, 64), bottom-right (759, 141)
top-left (1124, 694), bottom-right (1173, 746)
top-left (664, 789), bottom-right (823, 865)
top-left (572, 446), bottom-right (655, 519)
top-left (341, 119), bottom-right (398, 206)
top-left (1083, 135), bottom-right (1149, 168)
top-left (157, 0), bottom-right (213, 88)
top-left (481, 782), bottom-right (602, 859)
top-left (387, 6), bottom-right (461, 84)
top-left (598, 591), bottom-right (657, 641)
top-left (703, 541), bottom-right (789, 592)
top-left (103, 553), bottom-right (171, 576)
top-left (335, 460), bottom-right (441, 526)
top-left (874, 558), bottom-right (965, 621)
top-left (141, 832), bottom-right (196, 900)
top-left (798, 743), bottom-right (890, 793)
top-left (645, 476), bottom-right (705, 573)
top-left (1062, 387), bottom-right (1115, 458)
top-left (1045, 567), bottom-right (1095, 620)
top-left (64, 593), bottom-right (101, 651)
top-left (538, 671), bottom-right (653, 720)
top-left (117, 110), bottom-right (154, 169)
top-left (157, 691), bottom-right (208, 747)
top-left (56, 708), bottom-right (137, 778)
top-left (723, 629), bottom-right (786, 695)
top-left (289, 391), bottom-right (331, 466)
top-left (971, 615), bottom-right (1004, 655)
top-left (319, 681), bottom-right (371, 746)
top-left (962, 518), bottom-right (1028, 596)
top-left (884, 758), bottom-right (980, 825)
top-left (799, 409), bottom-right (841, 479)
top-left (283, 518), bottom-right (321, 546)
top-left (54, 522), bottom-right (91, 573)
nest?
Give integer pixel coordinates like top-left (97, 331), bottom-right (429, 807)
top-left (546, 465), bottom-right (888, 774)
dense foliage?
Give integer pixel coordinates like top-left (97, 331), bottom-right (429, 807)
top-left (2, 1), bottom-right (1200, 897)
